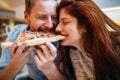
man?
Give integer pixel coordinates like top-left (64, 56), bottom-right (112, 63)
top-left (0, 0), bottom-right (66, 80)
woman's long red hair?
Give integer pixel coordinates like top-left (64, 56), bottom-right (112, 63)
top-left (57, 0), bottom-right (120, 80)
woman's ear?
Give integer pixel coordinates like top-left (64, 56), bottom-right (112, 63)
top-left (83, 28), bottom-right (87, 33)
top-left (78, 25), bottom-right (87, 33)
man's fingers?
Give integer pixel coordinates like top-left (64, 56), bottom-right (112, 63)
top-left (9, 42), bottom-right (18, 55)
top-left (45, 42), bottom-right (57, 57)
top-left (39, 45), bottom-right (51, 58)
top-left (36, 49), bottom-right (47, 63)
top-left (15, 43), bottom-right (26, 56)
top-left (23, 46), bottom-right (33, 57)
top-left (34, 54), bottom-right (42, 66)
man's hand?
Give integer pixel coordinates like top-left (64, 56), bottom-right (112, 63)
top-left (34, 42), bottom-right (67, 80)
top-left (34, 42), bottom-right (57, 74)
top-left (0, 42), bottom-right (32, 80)
top-left (9, 42), bottom-right (32, 66)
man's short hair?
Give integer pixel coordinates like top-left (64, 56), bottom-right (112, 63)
top-left (25, 0), bottom-right (35, 14)
top-left (25, 0), bottom-right (57, 15)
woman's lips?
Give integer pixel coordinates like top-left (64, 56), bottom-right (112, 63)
top-left (61, 34), bottom-right (68, 37)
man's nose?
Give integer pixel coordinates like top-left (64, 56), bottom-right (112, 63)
top-left (44, 17), bottom-right (53, 29)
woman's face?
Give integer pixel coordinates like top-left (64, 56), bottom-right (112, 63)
top-left (55, 9), bottom-right (85, 47)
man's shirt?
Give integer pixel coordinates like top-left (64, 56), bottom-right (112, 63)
top-left (0, 24), bottom-right (59, 80)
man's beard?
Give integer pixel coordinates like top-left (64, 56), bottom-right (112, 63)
top-left (29, 21), bottom-right (56, 32)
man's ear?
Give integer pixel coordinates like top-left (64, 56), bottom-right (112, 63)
top-left (24, 11), bottom-right (29, 24)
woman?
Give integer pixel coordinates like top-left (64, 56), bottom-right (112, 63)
top-left (55, 0), bottom-right (120, 80)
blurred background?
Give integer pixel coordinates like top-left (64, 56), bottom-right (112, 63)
top-left (0, 0), bottom-right (120, 55)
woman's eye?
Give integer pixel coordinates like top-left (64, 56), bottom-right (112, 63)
top-left (62, 21), bottom-right (69, 25)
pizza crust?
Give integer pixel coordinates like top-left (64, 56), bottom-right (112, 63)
top-left (0, 35), bottom-right (65, 48)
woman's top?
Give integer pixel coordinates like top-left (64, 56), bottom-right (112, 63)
top-left (69, 47), bottom-right (94, 80)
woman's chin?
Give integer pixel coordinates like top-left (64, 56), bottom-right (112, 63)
top-left (60, 41), bottom-right (65, 46)
top-left (60, 41), bottom-right (68, 46)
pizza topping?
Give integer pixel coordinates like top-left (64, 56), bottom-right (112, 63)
top-left (16, 31), bottom-right (58, 42)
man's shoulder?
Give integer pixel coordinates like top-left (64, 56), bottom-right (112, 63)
top-left (14, 24), bottom-right (28, 31)
top-left (6, 24), bottom-right (28, 42)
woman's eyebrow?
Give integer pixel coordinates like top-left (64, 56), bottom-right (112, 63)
top-left (60, 18), bottom-right (68, 21)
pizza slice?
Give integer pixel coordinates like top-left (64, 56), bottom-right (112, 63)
top-left (0, 31), bottom-right (65, 48)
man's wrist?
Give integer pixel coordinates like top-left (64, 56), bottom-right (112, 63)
top-left (45, 64), bottom-right (67, 80)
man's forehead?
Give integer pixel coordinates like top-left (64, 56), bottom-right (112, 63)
top-left (34, 0), bottom-right (57, 8)
top-left (35, 0), bottom-right (57, 4)
top-left (31, 0), bottom-right (57, 13)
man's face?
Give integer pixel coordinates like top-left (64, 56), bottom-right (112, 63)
top-left (24, 0), bottom-right (58, 32)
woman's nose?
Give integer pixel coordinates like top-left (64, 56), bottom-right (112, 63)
top-left (55, 23), bottom-right (62, 32)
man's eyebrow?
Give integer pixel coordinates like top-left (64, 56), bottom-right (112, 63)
top-left (36, 13), bottom-right (57, 16)
top-left (35, 14), bottom-right (46, 17)
top-left (36, 13), bottom-right (46, 15)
